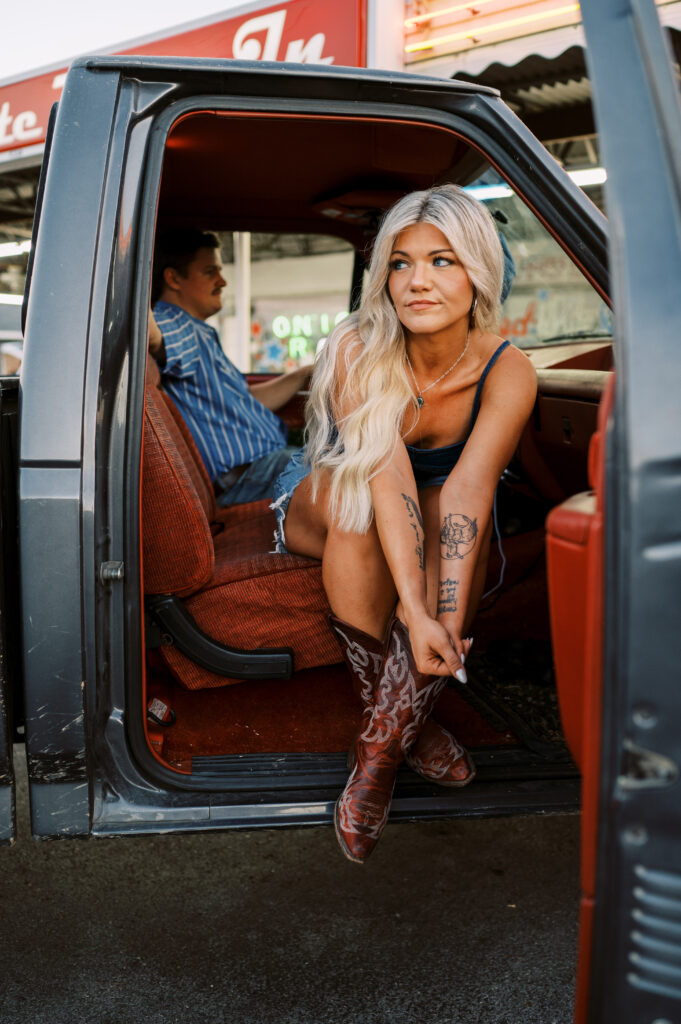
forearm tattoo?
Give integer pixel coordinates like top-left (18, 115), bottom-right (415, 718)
top-left (440, 513), bottom-right (478, 560)
top-left (401, 492), bottom-right (425, 571)
top-left (437, 578), bottom-right (459, 614)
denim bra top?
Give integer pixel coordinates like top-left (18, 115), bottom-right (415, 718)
top-left (405, 340), bottom-right (510, 487)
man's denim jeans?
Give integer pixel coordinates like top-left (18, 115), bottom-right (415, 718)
top-left (215, 445), bottom-right (299, 507)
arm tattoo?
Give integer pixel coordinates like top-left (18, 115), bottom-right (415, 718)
top-left (440, 513), bottom-right (478, 560)
top-left (437, 578), bottom-right (459, 614)
top-left (401, 492), bottom-right (425, 571)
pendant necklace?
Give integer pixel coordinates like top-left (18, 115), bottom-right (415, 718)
top-left (405, 328), bottom-right (470, 408)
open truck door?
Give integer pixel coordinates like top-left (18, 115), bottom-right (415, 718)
top-left (571, 0), bottom-right (681, 1018)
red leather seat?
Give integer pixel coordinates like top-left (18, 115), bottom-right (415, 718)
top-left (141, 356), bottom-right (339, 689)
top-left (545, 373), bottom-right (611, 769)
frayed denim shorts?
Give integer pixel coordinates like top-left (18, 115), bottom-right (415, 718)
top-left (270, 447), bottom-right (312, 553)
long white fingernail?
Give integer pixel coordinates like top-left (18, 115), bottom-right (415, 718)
top-left (460, 652), bottom-right (465, 665)
top-left (467, 637), bottom-right (474, 647)
top-left (455, 668), bottom-right (468, 684)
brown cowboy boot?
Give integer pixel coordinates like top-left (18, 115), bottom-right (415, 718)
top-left (334, 618), bottom-right (457, 863)
top-left (329, 614), bottom-right (475, 787)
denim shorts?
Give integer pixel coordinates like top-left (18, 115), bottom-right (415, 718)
top-left (215, 445), bottom-right (300, 509)
top-left (270, 447), bottom-right (312, 553)
top-left (270, 446), bottom-right (443, 554)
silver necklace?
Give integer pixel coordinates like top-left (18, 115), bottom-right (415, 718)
top-left (405, 328), bottom-right (470, 408)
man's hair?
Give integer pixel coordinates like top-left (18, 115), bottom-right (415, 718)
top-left (152, 227), bottom-right (220, 303)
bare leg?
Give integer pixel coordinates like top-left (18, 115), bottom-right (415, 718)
top-left (283, 472), bottom-right (397, 641)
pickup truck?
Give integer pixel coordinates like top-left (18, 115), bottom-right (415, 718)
top-left (1, 1), bottom-right (679, 1021)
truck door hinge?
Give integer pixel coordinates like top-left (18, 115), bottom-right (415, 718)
top-left (100, 560), bottom-right (125, 583)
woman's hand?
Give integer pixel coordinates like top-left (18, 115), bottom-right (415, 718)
top-left (437, 610), bottom-right (473, 678)
top-left (404, 610), bottom-right (468, 679)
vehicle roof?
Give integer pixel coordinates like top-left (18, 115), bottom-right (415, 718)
top-left (72, 53), bottom-right (500, 98)
top-left (158, 110), bottom-right (482, 243)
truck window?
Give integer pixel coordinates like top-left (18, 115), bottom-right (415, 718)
top-left (212, 232), bottom-right (353, 373)
top-left (467, 170), bottom-right (612, 354)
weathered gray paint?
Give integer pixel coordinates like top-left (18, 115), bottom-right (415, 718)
top-left (20, 66), bottom-right (120, 464)
top-left (29, 781), bottom-right (89, 837)
top-left (18, 66), bottom-right (125, 838)
top-left (19, 467), bottom-right (89, 834)
top-left (0, 785), bottom-right (14, 844)
top-left (0, 658), bottom-right (15, 844)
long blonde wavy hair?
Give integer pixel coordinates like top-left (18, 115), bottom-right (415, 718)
top-left (305, 184), bottom-right (504, 533)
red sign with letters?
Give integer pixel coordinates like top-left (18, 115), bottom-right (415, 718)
top-left (0, 0), bottom-right (367, 156)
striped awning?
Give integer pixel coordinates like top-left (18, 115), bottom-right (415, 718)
top-left (403, 0), bottom-right (681, 80)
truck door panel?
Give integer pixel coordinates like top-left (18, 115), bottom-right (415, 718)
top-left (19, 67), bottom-right (138, 837)
top-left (19, 65), bottom-right (179, 837)
top-left (576, 1), bottom-right (681, 1019)
top-left (20, 467), bottom-right (89, 836)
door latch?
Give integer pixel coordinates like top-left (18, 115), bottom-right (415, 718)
top-left (100, 560), bottom-right (125, 583)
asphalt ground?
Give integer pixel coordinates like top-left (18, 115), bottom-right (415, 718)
top-left (1, 748), bottom-right (580, 1024)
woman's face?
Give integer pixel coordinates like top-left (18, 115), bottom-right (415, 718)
top-left (387, 222), bottom-right (474, 338)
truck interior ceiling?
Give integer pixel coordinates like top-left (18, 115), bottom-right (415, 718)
top-left (140, 108), bottom-right (612, 781)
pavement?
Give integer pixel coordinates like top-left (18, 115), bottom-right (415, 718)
top-left (1, 747), bottom-right (580, 1024)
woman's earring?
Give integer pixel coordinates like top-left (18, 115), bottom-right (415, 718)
top-left (469, 293), bottom-right (478, 328)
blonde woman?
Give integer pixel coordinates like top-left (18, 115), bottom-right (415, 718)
top-left (272, 185), bottom-right (537, 863)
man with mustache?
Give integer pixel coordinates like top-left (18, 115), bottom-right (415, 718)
top-left (149, 228), bottom-right (308, 506)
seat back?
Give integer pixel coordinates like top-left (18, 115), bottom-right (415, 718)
top-left (159, 390), bottom-right (218, 524)
top-left (142, 357), bottom-right (215, 597)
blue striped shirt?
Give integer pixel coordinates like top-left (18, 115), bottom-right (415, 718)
top-left (153, 301), bottom-right (287, 481)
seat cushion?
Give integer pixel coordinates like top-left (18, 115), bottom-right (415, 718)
top-left (159, 505), bottom-right (338, 689)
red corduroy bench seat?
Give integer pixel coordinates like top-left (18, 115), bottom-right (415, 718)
top-left (142, 356), bottom-right (338, 690)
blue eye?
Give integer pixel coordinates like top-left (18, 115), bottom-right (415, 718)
top-left (433, 256), bottom-right (454, 267)
top-left (390, 258), bottom-right (408, 271)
